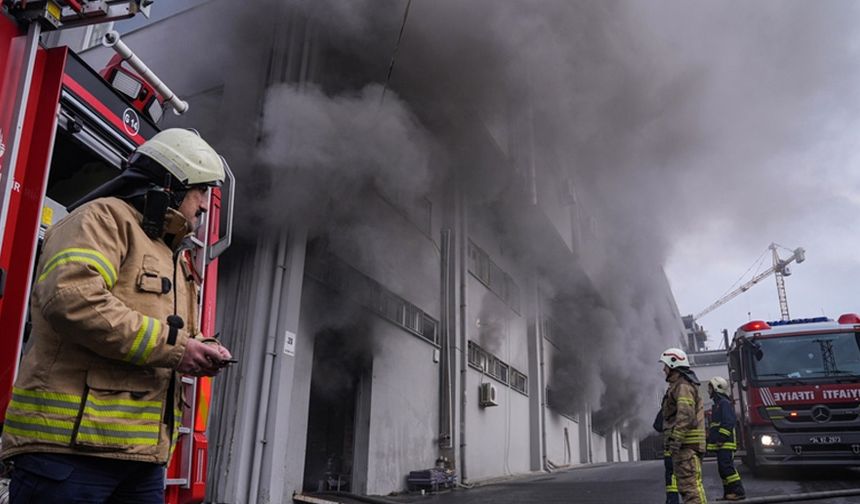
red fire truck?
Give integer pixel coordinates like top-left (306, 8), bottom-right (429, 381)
top-left (0, 2), bottom-right (233, 502)
top-left (728, 314), bottom-right (860, 473)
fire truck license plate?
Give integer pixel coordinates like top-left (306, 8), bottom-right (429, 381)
top-left (809, 436), bottom-right (841, 444)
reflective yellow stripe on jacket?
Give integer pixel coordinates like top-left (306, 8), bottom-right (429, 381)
top-left (682, 428), bottom-right (706, 445)
top-left (84, 396), bottom-right (162, 421)
top-left (707, 424), bottom-right (738, 451)
top-left (38, 248), bottom-right (117, 288)
top-left (77, 421), bottom-right (160, 446)
top-left (3, 388), bottom-right (82, 444)
top-left (677, 397), bottom-right (695, 406)
top-left (125, 316), bottom-right (162, 365)
top-left (79, 394), bottom-right (163, 446)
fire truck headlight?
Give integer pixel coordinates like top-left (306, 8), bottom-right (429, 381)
top-left (760, 434), bottom-right (782, 447)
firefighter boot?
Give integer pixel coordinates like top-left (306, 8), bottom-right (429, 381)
top-left (723, 482), bottom-right (746, 501)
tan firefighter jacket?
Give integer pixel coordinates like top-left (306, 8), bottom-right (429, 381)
top-left (661, 370), bottom-right (706, 454)
top-left (1, 197), bottom-right (201, 464)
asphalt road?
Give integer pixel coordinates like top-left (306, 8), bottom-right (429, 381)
top-left (371, 459), bottom-right (860, 504)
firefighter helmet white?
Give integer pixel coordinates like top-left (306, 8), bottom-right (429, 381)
top-left (659, 347), bottom-right (690, 369)
top-left (709, 376), bottom-right (730, 395)
top-left (132, 128), bottom-right (225, 187)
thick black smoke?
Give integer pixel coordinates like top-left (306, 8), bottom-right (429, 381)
top-left (229, 0), bottom-right (860, 433)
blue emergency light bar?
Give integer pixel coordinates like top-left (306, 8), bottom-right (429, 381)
top-left (767, 317), bottom-right (831, 326)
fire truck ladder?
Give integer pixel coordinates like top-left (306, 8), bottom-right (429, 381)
top-left (695, 243), bottom-right (806, 321)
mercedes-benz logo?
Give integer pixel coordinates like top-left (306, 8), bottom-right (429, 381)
top-left (811, 405), bottom-right (831, 423)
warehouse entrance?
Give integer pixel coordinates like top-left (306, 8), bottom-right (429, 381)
top-left (303, 328), bottom-right (373, 493)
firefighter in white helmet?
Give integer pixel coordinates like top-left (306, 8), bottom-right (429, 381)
top-left (659, 347), bottom-right (708, 504)
top-left (1, 129), bottom-right (233, 503)
top-left (707, 376), bottom-right (746, 501)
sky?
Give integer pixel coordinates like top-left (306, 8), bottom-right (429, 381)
top-left (656, 2), bottom-right (860, 347)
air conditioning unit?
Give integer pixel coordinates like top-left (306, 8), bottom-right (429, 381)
top-left (479, 382), bottom-right (498, 407)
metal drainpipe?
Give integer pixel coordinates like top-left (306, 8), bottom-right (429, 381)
top-left (102, 31), bottom-right (189, 115)
top-left (248, 232), bottom-right (289, 503)
top-left (440, 229), bottom-right (454, 454)
top-left (458, 188), bottom-right (468, 483)
top-left (446, 230), bottom-right (455, 452)
top-left (537, 290), bottom-right (548, 471)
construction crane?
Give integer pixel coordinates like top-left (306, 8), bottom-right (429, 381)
top-left (695, 243), bottom-right (806, 321)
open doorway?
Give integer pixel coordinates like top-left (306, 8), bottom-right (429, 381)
top-left (303, 328), bottom-right (372, 493)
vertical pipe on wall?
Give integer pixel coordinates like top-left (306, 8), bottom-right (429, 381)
top-left (248, 231), bottom-right (289, 503)
top-left (537, 289), bottom-right (548, 471)
top-left (439, 229), bottom-right (454, 453)
top-left (457, 187), bottom-right (469, 483)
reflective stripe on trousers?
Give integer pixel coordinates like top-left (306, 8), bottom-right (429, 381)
top-left (673, 447), bottom-right (708, 504)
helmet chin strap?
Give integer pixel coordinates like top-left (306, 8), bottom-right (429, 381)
top-left (166, 218), bottom-right (196, 345)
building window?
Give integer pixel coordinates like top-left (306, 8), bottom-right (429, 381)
top-left (376, 189), bottom-right (433, 238)
top-left (507, 278), bottom-right (521, 314)
top-left (511, 369), bottom-right (528, 395)
top-left (467, 341), bottom-right (527, 396)
top-left (306, 244), bottom-right (439, 346)
top-left (421, 313), bottom-right (438, 343)
top-left (542, 316), bottom-right (564, 348)
top-left (545, 387), bottom-right (579, 421)
top-left (467, 240), bottom-right (521, 315)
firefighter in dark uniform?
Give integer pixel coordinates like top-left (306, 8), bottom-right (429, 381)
top-left (653, 409), bottom-right (679, 504)
top-left (707, 376), bottom-right (746, 501)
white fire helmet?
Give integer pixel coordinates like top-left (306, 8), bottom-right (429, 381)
top-left (709, 376), bottom-right (730, 395)
top-left (659, 347), bottom-right (690, 369)
top-left (132, 128), bottom-right (225, 187)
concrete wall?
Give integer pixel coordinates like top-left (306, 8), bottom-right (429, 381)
top-left (544, 412), bottom-right (581, 466)
top-left (366, 320), bottom-right (441, 494)
top-left (591, 431), bottom-right (607, 463)
top-left (462, 208), bottom-right (532, 481)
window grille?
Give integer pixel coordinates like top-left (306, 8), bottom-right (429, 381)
top-left (467, 240), bottom-right (521, 315)
top-left (511, 369), bottom-right (528, 395)
top-left (545, 387), bottom-right (578, 420)
top-left (467, 341), bottom-right (527, 396)
top-left (306, 245), bottom-right (439, 346)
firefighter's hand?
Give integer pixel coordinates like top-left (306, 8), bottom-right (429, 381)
top-left (202, 339), bottom-right (234, 368)
top-left (667, 438), bottom-right (682, 454)
top-left (177, 339), bottom-right (226, 376)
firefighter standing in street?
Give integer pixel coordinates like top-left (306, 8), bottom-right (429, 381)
top-left (1, 129), bottom-right (233, 503)
top-left (707, 376), bottom-right (746, 501)
top-left (653, 409), bottom-right (679, 504)
top-left (660, 348), bottom-right (708, 504)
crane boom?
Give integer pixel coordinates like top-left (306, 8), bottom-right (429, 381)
top-left (695, 244), bottom-right (805, 320)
